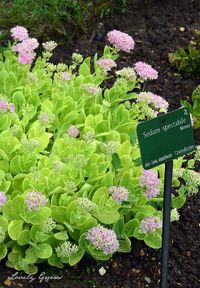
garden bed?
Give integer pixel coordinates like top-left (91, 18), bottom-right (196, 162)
top-left (0, 0), bottom-right (200, 288)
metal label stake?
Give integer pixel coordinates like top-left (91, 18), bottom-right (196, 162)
top-left (136, 107), bottom-right (195, 288)
top-left (160, 160), bottom-right (173, 288)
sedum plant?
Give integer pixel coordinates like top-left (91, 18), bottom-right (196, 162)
top-left (0, 27), bottom-right (198, 274)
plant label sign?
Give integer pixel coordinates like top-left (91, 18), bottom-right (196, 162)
top-left (137, 107), bottom-right (195, 169)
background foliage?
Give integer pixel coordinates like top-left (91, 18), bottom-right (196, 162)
top-left (0, 0), bottom-right (127, 42)
top-left (169, 31), bottom-right (200, 128)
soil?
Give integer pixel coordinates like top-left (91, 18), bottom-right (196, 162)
top-left (1, 0), bottom-right (200, 287)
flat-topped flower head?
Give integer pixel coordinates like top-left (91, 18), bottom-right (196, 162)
top-left (173, 168), bottom-right (185, 179)
top-left (82, 83), bottom-right (100, 96)
top-left (56, 241), bottom-right (78, 258)
top-left (18, 53), bottom-right (35, 65)
top-left (140, 216), bottom-right (162, 233)
top-left (68, 153), bottom-right (87, 168)
top-left (170, 208), bottom-right (180, 222)
top-left (100, 141), bottom-right (120, 156)
top-left (140, 169), bottom-right (160, 199)
top-left (13, 37), bottom-right (39, 65)
top-left (26, 191), bottom-right (47, 211)
top-left (86, 225), bottom-right (119, 255)
top-left (52, 160), bottom-right (64, 172)
top-left (38, 112), bottom-right (53, 126)
top-left (11, 26), bottom-right (29, 41)
top-left (22, 38), bottom-right (39, 51)
top-left (42, 217), bottom-right (56, 233)
top-left (42, 41), bottom-right (57, 52)
top-left (72, 52), bottom-right (83, 64)
top-left (83, 131), bottom-right (95, 142)
top-left (13, 38), bottom-right (39, 54)
top-left (68, 125), bottom-right (80, 138)
top-left (116, 67), bottom-right (136, 81)
top-left (0, 192), bottom-right (7, 208)
top-left (134, 61), bottom-right (158, 80)
top-left (108, 186), bottom-right (128, 204)
top-left (184, 169), bottom-right (200, 195)
top-left (10, 124), bottom-right (20, 136)
top-left (57, 63), bottom-right (68, 72)
top-left (0, 100), bottom-right (15, 113)
top-left (151, 94), bottom-right (169, 111)
top-left (22, 138), bottom-right (40, 153)
top-left (64, 180), bottom-right (77, 193)
top-left (96, 59), bottom-right (117, 72)
top-left (107, 30), bottom-right (135, 53)
top-left (137, 92), bottom-right (169, 112)
top-left (77, 197), bottom-right (96, 213)
top-left (60, 72), bottom-right (71, 81)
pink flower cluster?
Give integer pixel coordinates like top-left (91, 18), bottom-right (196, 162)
top-left (86, 225), bottom-right (119, 255)
top-left (10, 26), bottom-right (29, 41)
top-left (0, 192), bottom-right (7, 208)
top-left (0, 100), bottom-right (15, 113)
top-left (137, 92), bottom-right (169, 112)
top-left (26, 191), bottom-right (47, 211)
top-left (140, 216), bottom-right (162, 233)
top-left (134, 61), bottom-right (158, 80)
top-left (108, 186), bottom-right (129, 204)
top-left (140, 169), bottom-right (160, 199)
top-left (67, 125), bottom-right (80, 138)
top-left (11, 26), bottom-right (39, 65)
top-left (107, 30), bottom-right (135, 53)
top-left (96, 58), bottom-right (117, 72)
top-left (60, 72), bottom-right (71, 81)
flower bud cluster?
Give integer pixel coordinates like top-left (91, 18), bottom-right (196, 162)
top-left (116, 67), bottom-right (136, 81)
top-left (56, 241), bottom-right (79, 258)
top-left (77, 197), bottom-right (96, 213)
top-left (72, 53), bottom-right (83, 64)
top-left (184, 169), bottom-right (200, 195)
top-left (100, 141), bottom-right (120, 156)
top-left (42, 217), bottom-right (56, 233)
top-left (22, 138), bottom-right (40, 152)
top-left (38, 112), bottom-right (53, 126)
top-left (170, 208), bottom-right (180, 222)
top-left (64, 180), bottom-right (77, 194)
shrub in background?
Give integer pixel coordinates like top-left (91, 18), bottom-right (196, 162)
top-left (168, 31), bottom-right (200, 75)
top-left (181, 85), bottom-right (200, 129)
top-left (0, 0), bottom-right (127, 41)
top-left (0, 26), bottom-right (198, 274)
top-left (169, 31), bottom-right (200, 128)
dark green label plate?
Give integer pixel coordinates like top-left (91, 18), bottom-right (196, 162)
top-left (137, 107), bottom-right (196, 169)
